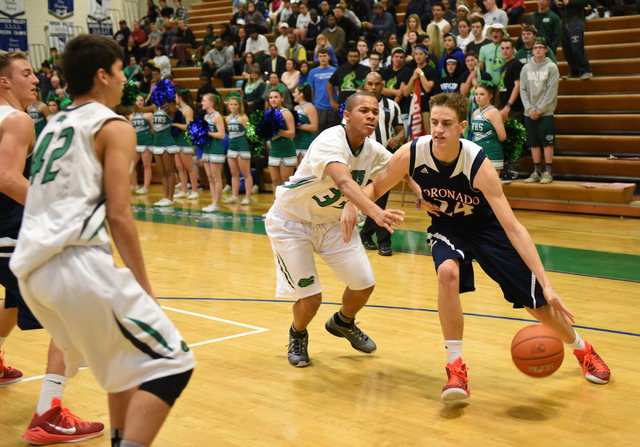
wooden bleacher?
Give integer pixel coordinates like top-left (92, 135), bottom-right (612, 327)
top-left (174, 0), bottom-right (640, 216)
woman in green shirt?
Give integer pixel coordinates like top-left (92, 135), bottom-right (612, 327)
top-left (471, 83), bottom-right (507, 173)
top-left (292, 83), bottom-right (317, 162)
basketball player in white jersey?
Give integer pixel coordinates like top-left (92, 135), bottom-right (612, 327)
top-left (0, 51), bottom-right (105, 444)
top-left (265, 92), bottom-right (405, 367)
top-left (10, 35), bottom-right (195, 447)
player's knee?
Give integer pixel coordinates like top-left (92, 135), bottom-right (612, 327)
top-left (437, 261), bottom-right (459, 286)
top-left (139, 368), bottom-right (193, 407)
top-left (301, 294), bottom-right (322, 312)
top-left (527, 305), bottom-right (552, 324)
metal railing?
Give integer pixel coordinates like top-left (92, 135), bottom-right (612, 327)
top-left (28, 44), bottom-right (47, 70)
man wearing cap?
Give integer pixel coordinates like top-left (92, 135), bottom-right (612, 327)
top-left (483, 0), bottom-right (508, 28)
top-left (515, 26), bottom-right (557, 65)
top-left (520, 37), bottom-right (559, 184)
top-left (402, 44), bottom-right (439, 130)
top-left (381, 47), bottom-right (413, 136)
top-left (530, 0), bottom-right (561, 53)
top-left (363, 3), bottom-right (396, 47)
top-left (478, 23), bottom-right (507, 84)
top-left (276, 23), bottom-right (292, 57)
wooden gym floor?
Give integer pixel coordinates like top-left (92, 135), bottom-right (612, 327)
top-left (1, 186), bottom-right (639, 446)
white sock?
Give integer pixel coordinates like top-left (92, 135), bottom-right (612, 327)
top-left (37, 374), bottom-right (67, 415)
top-left (444, 340), bottom-right (463, 364)
top-left (120, 440), bottom-right (146, 447)
top-left (0, 335), bottom-right (7, 350)
top-left (567, 330), bottom-right (586, 352)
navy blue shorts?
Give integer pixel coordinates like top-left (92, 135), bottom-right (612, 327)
top-left (0, 257), bottom-right (43, 330)
top-left (427, 220), bottom-right (547, 309)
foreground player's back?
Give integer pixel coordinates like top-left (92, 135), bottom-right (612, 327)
top-left (11, 102), bottom-right (127, 279)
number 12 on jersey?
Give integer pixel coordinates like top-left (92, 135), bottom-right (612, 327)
top-left (30, 128), bottom-right (74, 185)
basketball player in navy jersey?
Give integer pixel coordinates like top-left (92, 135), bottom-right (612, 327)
top-left (345, 92), bottom-right (610, 401)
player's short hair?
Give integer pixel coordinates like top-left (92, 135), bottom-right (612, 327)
top-left (470, 16), bottom-right (485, 27)
top-left (522, 25), bottom-right (538, 35)
top-left (61, 34), bottom-right (123, 98)
top-left (429, 92), bottom-right (469, 124)
top-left (0, 51), bottom-right (28, 78)
top-left (432, 2), bottom-right (445, 11)
top-left (317, 47), bottom-right (329, 55)
top-left (345, 91), bottom-right (377, 113)
top-left (501, 38), bottom-right (516, 48)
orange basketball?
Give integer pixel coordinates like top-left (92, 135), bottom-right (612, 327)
top-left (511, 324), bottom-right (564, 378)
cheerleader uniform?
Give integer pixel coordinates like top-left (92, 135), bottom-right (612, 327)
top-left (28, 103), bottom-right (46, 138)
top-left (294, 103), bottom-right (315, 157)
top-left (268, 109), bottom-right (297, 167)
top-left (152, 107), bottom-right (180, 154)
top-left (471, 106), bottom-right (504, 169)
top-left (131, 113), bottom-right (153, 153)
top-left (175, 105), bottom-right (195, 154)
top-left (226, 114), bottom-right (251, 159)
top-left (202, 111), bottom-right (226, 163)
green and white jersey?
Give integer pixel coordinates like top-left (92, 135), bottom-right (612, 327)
top-left (11, 102), bottom-right (128, 279)
top-left (272, 125), bottom-right (392, 225)
top-left (131, 113), bottom-right (153, 146)
top-left (226, 114), bottom-right (246, 139)
top-left (28, 102), bottom-right (46, 137)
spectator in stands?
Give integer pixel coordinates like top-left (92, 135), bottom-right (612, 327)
top-left (442, 0), bottom-right (458, 26)
top-left (502, 0), bottom-right (526, 24)
top-left (235, 27), bottom-right (248, 61)
top-left (50, 76), bottom-right (72, 110)
top-left (514, 16), bottom-right (534, 50)
top-left (515, 25), bottom-right (557, 65)
top-left (308, 48), bottom-right (338, 131)
top-left (172, 19), bottom-right (197, 66)
top-left (381, 0), bottom-right (398, 25)
top-left (161, 21), bottom-right (176, 56)
top-left (479, 23), bottom-right (508, 84)
top-left (426, 23), bottom-right (444, 59)
top-left (246, 1), bottom-right (270, 34)
top-left (231, 2), bottom-right (247, 27)
top-left (196, 25), bottom-right (217, 64)
top-left (241, 52), bottom-right (261, 79)
top-left (285, 33), bottom-right (308, 63)
top-left (353, 0), bottom-right (373, 23)
top-left (408, 32), bottom-right (440, 70)
top-left (430, 3), bottom-right (452, 35)
top-left (401, 14), bottom-right (425, 49)
top-left (141, 22), bottom-right (163, 59)
top-left (466, 16), bottom-right (491, 56)
top-left (332, 6), bottom-right (358, 48)
top-left (202, 38), bottom-right (235, 88)
top-left (242, 66), bottom-right (267, 112)
top-left (131, 21), bottom-right (147, 45)
top-left (47, 97), bottom-right (60, 116)
top-left (499, 37), bottom-right (524, 181)
top-left (276, 23), bottom-right (292, 56)
top-left (245, 27), bottom-right (270, 65)
top-left (484, 0), bottom-right (509, 28)
top-left (556, 0), bottom-right (592, 80)
top-left (319, 1), bottom-right (333, 21)
top-left (614, 0), bottom-right (640, 15)
top-left (337, 0), bottom-right (363, 30)
top-left (455, 19), bottom-right (473, 53)
top-left (196, 74), bottom-right (220, 114)
top-left (434, 56), bottom-right (464, 93)
top-left (159, 0), bottom-right (174, 19)
top-left (438, 33), bottom-right (465, 76)
top-left (173, 0), bottom-right (189, 24)
top-left (138, 63), bottom-right (154, 95)
top-left (281, 59), bottom-right (301, 93)
top-left (403, 0), bottom-right (432, 36)
top-left (254, 0), bottom-right (267, 15)
top-left (124, 55), bottom-right (143, 82)
top-left (299, 60), bottom-right (311, 84)
top-left (141, 0), bottom-right (160, 23)
top-left (321, 14), bottom-right (347, 65)
top-left (276, 0), bottom-right (294, 27)
top-left (264, 44), bottom-right (288, 78)
top-left (403, 30), bottom-right (419, 60)
top-left (373, 40), bottom-right (390, 67)
top-left (368, 52), bottom-right (383, 72)
top-left (314, 33), bottom-right (338, 66)
top-left (153, 45), bottom-right (172, 78)
top-left (37, 61), bottom-right (53, 100)
top-left (402, 44), bottom-right (438, 127)
top-left (303, 9), bottom-right (326, 52)
top-left (269, 0), bottom-right (286, 25)
top-left (295, 3), bottom-right (312, 41)
top-left (381, 47), bottom-right (412, 135)
top-left (263, 72), bottom-right (294, 109)
top-left (460, 50), bottom-right (494, 138)
top-left (125, 36), bottom-right (143, 65)
top-left (287, 1), bottom-right (301, 28)
top-left (521, 36), bottom-right (559, 184)
top-left (328, 47), bottom-right (371, 112)
top-left (357, 38), bottom-right (370, 65)
top-left (450, 4), bottom-right (470, 35)
top-left (114, 20), bottom-right (131, 49)
top-left (47, 47), bottom-right (61, 70)
top-left (220, 23), bottom-right (236, 45)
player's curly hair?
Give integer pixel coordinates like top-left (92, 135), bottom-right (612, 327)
top-left (429, 93), bottom-right (470, 124)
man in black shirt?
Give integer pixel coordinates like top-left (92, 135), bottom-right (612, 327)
top-left (465, 17), bottom-right (491, 56)
top-left (499, 38), bottom-right (524, 181)
top-left (402, 44), bottom-right (439, 130)
top-left (328, 47), bottom-right (370, 110)
top-left (172, 19), bottom-right (197, 67)
top-left (114, 20), bottom-right (131, 49)
top-left (333, 6), bottom-right (358, 46)
top-left (381, 47), bottom-right (413, 136)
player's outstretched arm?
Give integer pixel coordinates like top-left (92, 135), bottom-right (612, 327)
top-left (96, 119), bottom-right (156, 301)
top-left (0, 112), bottom-right (35, 205)
top-left (474, 159), bottom-right (574, 323)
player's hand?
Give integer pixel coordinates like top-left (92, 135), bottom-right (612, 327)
top-left (341, 202), bottom-right (359, 243)
top-left (415, 198), bottom-right (440, 215)
top-left (543, 287), bottom-right (575, 325)
top-left (530, 110), bottom-right (540, 120)
top-left (372, 208), bottom-right (404, 233)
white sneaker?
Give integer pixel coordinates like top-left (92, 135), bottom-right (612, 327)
top-left (604, 10), bottom-right (611, 17)
top-left (524, 172), bottom-right (541, 183)
top-left (154, 198), bottom-right (173, 206)
top-left (224, 196), bottom-right (240, 204)
top-left (173, 191), bottom-right (189, 199)
top-left (240, 197), bottom-right (251, 205)
top-left (131, 185), bottom-right (139, 192)
top-left (135, 187), bottom-right (148, 195)
top-left (540, 172), bottom-right (553, 184)
top-left (202, 204), bottom-right (220, 212)
top-left (187, 191), bottom-right (200, 199)
top-left (175, 182), bottom-right (182, 189)
top-left (252, 184), bottom-right (259, 194)
top-left (586, 9), bottom-right (599, 19)
top-left (222, 185), bottom-right (232, 194)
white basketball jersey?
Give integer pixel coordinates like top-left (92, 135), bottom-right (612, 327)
top-left (11, 102), bottom-right (128, 279)
top-left (272, 125), bottom-right (392, 224)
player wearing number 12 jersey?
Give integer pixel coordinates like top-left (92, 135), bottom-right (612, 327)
top-left (352, 92), bottom-right (610, 402)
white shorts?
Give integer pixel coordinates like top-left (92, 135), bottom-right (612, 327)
top-left (264, 210), bottom-right (375, 299)
top-left (489, 159), bottom-right (504, 170)
top-left (136, 145), bottom-right (152, 153)
top-left (296, 149), bottom-right (308, 157)
top-left (153, 145), bottom-right (180, 155)
top-left (18, 245), bottom-right (196, 393)
top-left (202, 154), bottom-right (225, 163)
top-left (268, 156), bottom-right (297, 167)
top-left (178, 146), bottom-right (195, 155)
top-left (227, 150), bottom-right (252, 159)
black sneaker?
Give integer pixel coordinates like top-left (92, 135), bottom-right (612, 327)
top-left (287, 333), bottom-right (310, 367)
top-left (325, 315), bottom-right (377, 353)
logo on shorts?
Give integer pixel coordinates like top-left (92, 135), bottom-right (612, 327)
top-left (546, 135), bottom-right (554, 142)
top-left (297, 276), bottom-right (315, 288)
top-left (181, 341), bottom-right (190, 352)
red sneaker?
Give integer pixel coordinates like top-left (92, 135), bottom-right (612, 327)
top-left (441, 357), bottom-right (471, 401)
top-left (574, 342), bottom-right (611, 384)
top-left (22, 398), bottom-right (104, 445)
top-left (0, 349), bottom-right (23, 387)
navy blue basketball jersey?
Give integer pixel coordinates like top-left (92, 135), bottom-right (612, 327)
top-left (0, 155), bottom-right (30, 256)
top-left (409, 136), bottom-right (495, 229)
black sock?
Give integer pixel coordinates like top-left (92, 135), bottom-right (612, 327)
top-left (545, 163), bottom-right (552, 174)
top-left (534, 163), bottom-right (541, 175)
top-left (290, 324), bottom-right (307, 338)
top-left (111, 428), bottom-right (124, 447)
top-left (334, 310), bottom-right (354, 328)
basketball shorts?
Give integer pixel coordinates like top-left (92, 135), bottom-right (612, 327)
top-left (18, 245), bottom-right (196, 393)
top-left (153, 145), bottom-right (180, 155)
top-left (268, 156), bottom-right (297, 167)
top-left (524, 115), bottom-right (555, 148)
top-left (0, 257), bottom-right (42, 330)
top-left (135, 145), bottom-right (152, 153)
top-left (265, 209), bottom-right (376, 299)
top-left (427, 220), bottom-right (548, 309)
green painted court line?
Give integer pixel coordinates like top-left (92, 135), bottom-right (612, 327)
top-left (132, 205), bottom-right (640, 283)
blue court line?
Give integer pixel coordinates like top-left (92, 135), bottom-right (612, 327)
top-left (158, 297), bottom-right (640, 338)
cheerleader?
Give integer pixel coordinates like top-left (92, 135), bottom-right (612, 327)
top-left (292, 83), bottom-right (317, 163)
top-left (152, 100), bottom-right (179, 206)
top-left (130, 94), bottom-right (154, 194)
top-left (224, 93), bottom-right (253, 205)
top-left (472, 83), bottom-right (507, 174)
top-left (201, 93), bottom-right (226, 212)
top-left (172, 89), bottom-right (200, 200)
top-left (27, 95), bottom-right (50, 138)
top-left (267, 85), bottom-right (296, 195)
